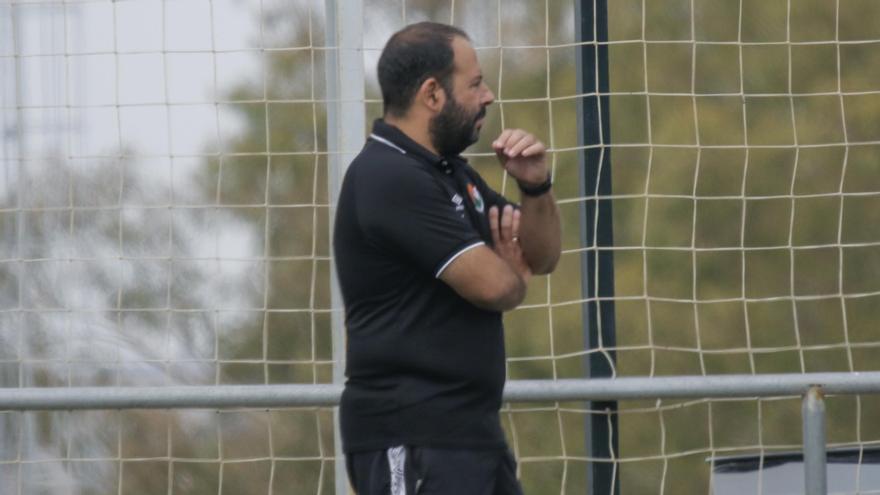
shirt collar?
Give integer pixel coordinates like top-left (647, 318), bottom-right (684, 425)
top-left (369, 119), bottom-right (467, 172)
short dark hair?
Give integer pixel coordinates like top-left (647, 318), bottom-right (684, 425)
top-left (377, 22), bottom-right (469, 117)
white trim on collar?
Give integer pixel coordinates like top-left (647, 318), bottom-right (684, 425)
top-left (369, 133), bottom-right (407, 155)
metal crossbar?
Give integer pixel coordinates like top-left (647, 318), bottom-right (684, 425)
top-left (5, 372), bottom-right (880, 494)
top-left (3, 372), bottom-right (880, 409)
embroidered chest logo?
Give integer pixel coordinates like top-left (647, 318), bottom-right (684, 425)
top-left (451, 193), bottom-right (465, 212)
top-left (467, 183), bottom-right (485, 213)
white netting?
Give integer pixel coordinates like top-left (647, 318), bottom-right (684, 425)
top-left (3, 0), bottom-right (880, 494)
top-left (604, 0), bottom-right (880, 493)
top-left (2, 0), bottom-right (335, 493)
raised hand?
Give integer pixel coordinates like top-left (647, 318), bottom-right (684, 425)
top-left (492, 129), bottom-right (549, 187)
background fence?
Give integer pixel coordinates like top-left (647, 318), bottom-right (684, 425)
top-left (2, 0), bottom-right (880, 493)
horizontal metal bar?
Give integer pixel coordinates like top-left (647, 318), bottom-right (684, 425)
top-left (0, 384), bottom-right (342, 410)
top-left (504, 372), bottom-right (880, 402)
top-left (3, 372), bottom-right (880, 411)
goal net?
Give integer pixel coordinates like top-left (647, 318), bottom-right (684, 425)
top-left (2, 0), bottom-right (880, 494)
top-left (605, 0), bottom-right (880, 493)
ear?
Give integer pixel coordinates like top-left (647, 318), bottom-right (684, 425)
top-left (416, 77), bottom-right (446, 113)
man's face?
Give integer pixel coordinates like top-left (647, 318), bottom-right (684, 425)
top-left (429, 88), bottom-right (485, 157)
top-left (429, 37), bottom-right (495, 157)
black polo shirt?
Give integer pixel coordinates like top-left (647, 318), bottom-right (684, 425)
top-left (333, 119), bottom-right (514, 453)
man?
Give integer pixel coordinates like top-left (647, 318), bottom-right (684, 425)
top-left (333, 21), bottom-right (561, 494)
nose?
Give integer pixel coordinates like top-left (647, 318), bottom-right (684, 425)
top-left (482, 83), bottom-right (495, 106)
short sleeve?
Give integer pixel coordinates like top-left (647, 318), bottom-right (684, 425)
top-left (356, 161), bottom-right (485, 278)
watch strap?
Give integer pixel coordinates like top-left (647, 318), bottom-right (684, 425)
top-left (517, 175), bottom-right (552, 197)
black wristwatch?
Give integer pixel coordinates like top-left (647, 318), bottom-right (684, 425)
top-left (517, 175), bottom-right (553, 197)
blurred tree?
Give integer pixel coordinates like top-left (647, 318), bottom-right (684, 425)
top-left (5, 0), bottom-right (877, 493)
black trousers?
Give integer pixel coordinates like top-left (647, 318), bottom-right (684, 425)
top-left (346, 446), bottom-right (525, 495)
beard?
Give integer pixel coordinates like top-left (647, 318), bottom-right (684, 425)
top-left (429, 95), bottom-right (486, 157)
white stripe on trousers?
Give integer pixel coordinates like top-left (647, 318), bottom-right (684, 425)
top-left (387, 446), bottom-right (407, 495)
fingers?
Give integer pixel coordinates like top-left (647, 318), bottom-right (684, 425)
top-left (493, 129), bottom-right (526, 157)
top-left (492, 129), bottom-right (514, 154)
top-left (521, 141), bottom-right (546, 158)
top-left (490, 205), bottom-right (521, 247)
top-left (489, 206), bottom-right (500, 246)
top-left (500, 205), bottom-right (513, 242)
top-left (492, 130), bottom-right (512, 164)
top-left (512, 207), bottom-right (521, 241)
top-left (507, 134), bottom-right (535, 158)
top-left (493, 129), bottom-right (545, 158)
top-left (490, 205), bottom-right (529, 279)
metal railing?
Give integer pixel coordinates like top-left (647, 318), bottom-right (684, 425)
top-left (6, 372), bottom-right (880, 494)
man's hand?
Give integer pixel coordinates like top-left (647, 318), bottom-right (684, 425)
top-left (438, 204), bottom-right (530, 312)
top-left (492, 129), bottom-right (561, 276)
top-left (492, 129), bottom-right (549, 187)
top-left (489, 205), bottom-right (531, 283)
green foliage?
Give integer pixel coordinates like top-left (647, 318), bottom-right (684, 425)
top-left (103, 0), bottom-right (878, 493)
